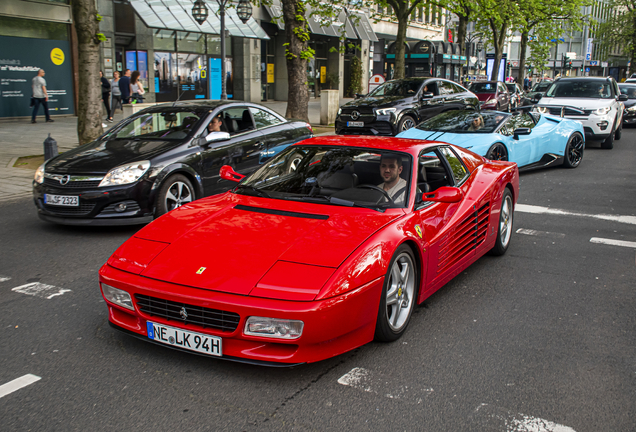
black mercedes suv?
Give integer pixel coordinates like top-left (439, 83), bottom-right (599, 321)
top-left (335, 77), bottom-right (479, 136)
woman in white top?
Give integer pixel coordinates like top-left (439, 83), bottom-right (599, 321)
top-left (110, 71), bottom-right (122, 113)
top-left (130, 70), bottom-right (145, 103)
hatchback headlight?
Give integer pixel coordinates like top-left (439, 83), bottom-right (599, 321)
top-left (375, 107), bottom-right (396, 116)
top-left (101, 283), bottom-right (134, 310)
top-left (99, 161), bottom-right (150, 187)
top-left (34, 162), bottom-right (46, 184)
top-left (593, 106), bottom-right (611, 116)
top-left (244, 316), bottom-right (304, 339)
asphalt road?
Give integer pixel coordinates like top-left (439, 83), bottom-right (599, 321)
top-left (1, 129), bottom-right (635, 431)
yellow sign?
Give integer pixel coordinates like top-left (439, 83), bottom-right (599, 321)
top-left (50, 48), bottom-right (65, 66)
top-left (267, 64), bottom-right (275, 83)
top-left (320, 66), bottom-right (326, 84)
top-left (415, 225), bottom-right (422, 238)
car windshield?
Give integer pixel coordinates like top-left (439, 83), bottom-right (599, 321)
top-left (545, 80), bottom-right (613, 99)
top-left (106, 109), bottom-right (206, 140)
top-left (237, 146), bottom-right (413, 209)
top-left (368, 80), bottom-right (422, 97)
top-left (417, 110), bottom-right (510, 134)
top-left (505, 84), bottom-right (517, 93)
top-left (470, 82), bottom-right (498, 94)
top-left (531, 82), bottom-right (552, 92)
top-left (619, 84), bottom-right (636, 99)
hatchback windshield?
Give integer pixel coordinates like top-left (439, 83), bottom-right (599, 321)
top-left (531, 82), bottom-right (551, 93)
top-left (417, 110), bottom-right (510, 134)
top-left (545, 80), bottom-right (613, 99)
top-left (505, 84), bottom-right (518, 93)
top-left (619, 84), bottom-right (636, 99)
top-left (237, 146), bottom-right (413, 209)
top-left (369, 80), bottom-right (422, 97)
top-left (470, 82), bottom-right (498, 94)
top-left (108, 109), bottom-right (206, 140)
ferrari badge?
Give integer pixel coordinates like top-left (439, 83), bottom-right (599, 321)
top-left (196, 267), bottom-right (206, 274)
top-left (415, 225), bottom-right (422, 239)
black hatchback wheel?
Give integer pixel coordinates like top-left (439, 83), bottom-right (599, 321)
top-left (486, 143), bottom-right (508, 161)
top-left (563, 133), bottom-right (584, 168)
top-left (155, 174), bottom-right (195, 217)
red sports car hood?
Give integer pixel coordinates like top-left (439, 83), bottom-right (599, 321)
top-left (118, 194), bottom-right (403, 295)
top-left (476, 93), bottom-right (496, 102)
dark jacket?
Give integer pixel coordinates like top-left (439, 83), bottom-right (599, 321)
top-left (119, 76), bottom-right (131, 99)
top-left (101, 77), bottom-right (111, 94)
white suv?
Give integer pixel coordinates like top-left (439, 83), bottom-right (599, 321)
top-left (534, 77), bottom-right (628, 149)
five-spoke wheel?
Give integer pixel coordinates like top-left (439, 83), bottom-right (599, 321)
top-left (156, 174), bottom-right (195, 217)
top-left (490, 188), bottom-right (513, 256)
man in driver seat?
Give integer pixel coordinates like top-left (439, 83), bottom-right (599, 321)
top-left (378, 155), bottom-right (407, 204)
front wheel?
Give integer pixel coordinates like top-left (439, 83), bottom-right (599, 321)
top-left (489, 188), bottom-right (514, 256)
top-left (486, 143), bottom-right (508, 161)
top-left (614, 122), bottom-right (622, 140)
top-left (155, 174), bottom-right (195, 217)
top-left (397, 115), bottom-right (416, 132)
top-left (563, 133), bottom-right (584, 168)
top-left (374, 245), bottom-right (418, 342)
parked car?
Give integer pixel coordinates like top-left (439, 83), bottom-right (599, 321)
top-left (99, 135), bottom-right (519, 365)
top-left (335, 77), bottom-right (479, 136)
top-left (505, 82), bottom-right (524, 109)
top-left (33, 101), bottom-right (313, 225)
top-left (470, 81), bottom-right (511, 111)
top-left (398, 109), bottom-right (585, 170)
top-left (534, 77), bottom-right (627, 149)
top-left (520, 81), bottom-right (552, 105)
top-left (618, 83), bottom-right (636, 126)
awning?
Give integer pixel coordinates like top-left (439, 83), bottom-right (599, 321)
top-left (349, 12), bottom-right (379, 42)
top-left (130, 0), bottom-right (269, 39)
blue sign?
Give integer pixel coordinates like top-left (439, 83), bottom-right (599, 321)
top-left (590, 60), bottom-right (599, 66)
top-left (209, 58), bottom-right (222, 100)
top-left (585, 67), bottom-right (590, 72)
top-left (125, 51), bottom-right (137, 73)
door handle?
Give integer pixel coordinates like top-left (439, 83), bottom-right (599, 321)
top-left (254, 141), bottom-right (264, 148)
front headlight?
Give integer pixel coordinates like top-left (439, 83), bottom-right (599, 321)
top-left (627, 106), bottom-right (636, 112)
top-left (34, 162), bottom-right (46, 184)
top-left (101, 283), bottom-right (134, 310)
top-left (244, 316), bottom-right (304, 339)
top-left (337, 108), bottom-right (342, 116)
top-left (535, 106), bottom-right (548, 114)
top-left (482, 99), bottom-right (497, 106)
top-left (99, 161), bottom-right (150, 187)
top-left (375, 107), bottom-right (396, 116)
top-left (594, 106), bottom-right (611, 116)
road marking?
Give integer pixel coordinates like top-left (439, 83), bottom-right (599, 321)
top-left (516, 204), bottom-right (636, 226)
top-left (472, 403), bottom-right (576, 431)
top-left (338, 367), bottom-right (433, 400)
top-left (0, 374), bottom-right (41, 399)
top-left (0, 276), bottom-right (11, 282)
top-left (516, 228), bottom-right (566, 238)
top-left (590, 237), bottom-right (636, 249)
top-left (11, 282), bottom-right (71, 299)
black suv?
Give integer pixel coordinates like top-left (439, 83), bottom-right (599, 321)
top-left (335, 78), bottom-right (479, 136)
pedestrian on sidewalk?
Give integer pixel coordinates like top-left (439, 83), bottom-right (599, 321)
top-left (31, 69), bottom-right (53, 124)
top-left (119, 69), bottom-right (131, 104)
top-left (111, 71), bottom-right (122, 114)
top-left (100, 70), bottom-right (113, 122)
top-left (130, 71), bottom-right (145, 104)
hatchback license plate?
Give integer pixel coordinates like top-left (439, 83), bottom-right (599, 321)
top-left (147, 321), bottom-right (222, 357)
top-left (347, 121), bottom-right (364, 127)
top-left (44, 194), bottom-right (79, 206)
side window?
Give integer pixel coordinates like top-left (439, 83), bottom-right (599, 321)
top-left (425, 81), bottom-right (439, 96)
top-left (439, 147), bottom-right (469, 185)
top-left (417, 149), bottom-right (451, 196)
top-left (249, 107), bottom-right (283, 129)
top-left (220, 107), bottom-right (254, 135)
top-left (438, 81), bottom-right (454, 95)
top-left (452, 83), bottom-right (465, 93)
top-left (499, 121), bottom-right (514, 136)
top-left (516, 113), bottom-right (536, 129)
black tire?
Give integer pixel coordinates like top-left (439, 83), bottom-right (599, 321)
top-left (489, 188), bottom-right (514, 256)
top-left (563, 133), bottom-right (584, 168)
top-left (155, 174), bottom-right (195, 217)
top-left (601, 130), bottom-right (614, 149)
top-left (486, 143), bottom-right (508, 161)
top-left (614, 122), bottom-right (622, 140)
top-left (397, 115), bottom-right (416, 132)
top-left (374, 245), bottom-right (418, 342)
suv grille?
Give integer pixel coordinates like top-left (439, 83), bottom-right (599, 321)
top-left (546, 107), bottom-right (590, 117)
top-left (135, 294), bottom-right (241, 333)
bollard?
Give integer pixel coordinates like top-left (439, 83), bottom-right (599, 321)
top-left (44, 133), bottom-right (58, 161)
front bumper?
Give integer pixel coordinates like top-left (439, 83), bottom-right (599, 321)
top-left (335, 119), bottom-right (395, 136)
top-left (99, 264), bottom-right (383, 365)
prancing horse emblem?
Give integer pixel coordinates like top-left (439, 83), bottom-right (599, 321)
top-left (351, 110), bottom-right (360, 120)
top-left (196, 267), bottom-right (206, 274)
top-left (180, 307), bottom-right (188, 320)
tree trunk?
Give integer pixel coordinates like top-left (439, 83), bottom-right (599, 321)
top-left (394, 17), bottom-right (408, 79)
top-left (71, 0), bottom-right (103, 145)
top-left (489, 20), bottom-right (508, 81)
top-left (518, 31), bottom-right (529, 84)
top-left (457, 15), bottom-right (468, 80)
top-left (282, 0), bottom-right (309, 122)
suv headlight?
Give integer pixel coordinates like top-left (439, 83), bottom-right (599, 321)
top-left (593, 106), bottom-right (611, 116)
top-left (535, 106), bottom-right (548, 114)
top-left (375, 107), bottom-right (396, 116)
top-left (99, 161), bottom-right (151, 187)
top-left (34, 162), bottom-right (46, 184)
top-left (627, 106), bottom-right (636, 112)
top-left (337, 107), bottom-right (342, 116)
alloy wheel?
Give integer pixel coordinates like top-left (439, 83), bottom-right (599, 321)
top-left (165, 181), bottom-right (193, 211)
top-left (385, 253), bottom-right (416, 332)
top-left (567, 134), bottom-right (584, 166)
top-left (499, 194), bottom-right (513, 248)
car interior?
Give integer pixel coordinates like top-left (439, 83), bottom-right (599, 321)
top-left (417, 152), bottom-right (451, 195)
top-left (219, 108), bottom-right (256, 135)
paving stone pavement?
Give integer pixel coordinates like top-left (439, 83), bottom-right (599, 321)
top-left (0, 99), bottom-right (345, 204)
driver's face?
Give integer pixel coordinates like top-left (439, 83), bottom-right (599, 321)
top-left (380, 158), bottom-right (402, 184)
top-left (208, 117), bottom-right (222, 132)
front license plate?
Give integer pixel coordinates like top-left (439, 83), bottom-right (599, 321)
top-left (347, 121), bottom-right (364, 127)
top-left (44, 194), bottom-right (79, 207)
top-left (147, 321), bottom-right (222, 357)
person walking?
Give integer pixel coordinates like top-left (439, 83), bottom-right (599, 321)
top-left (31, 69), bottom-right (53, 123)
top-left (100, 70), bottom-right (112, 122)
top-left (130, 71), bottom-right (145, 104)
top-left (523, 76), bottom-right (529, 91)
top-left (119, 69), bottom-right (131, 104)
top-left (110, 71), bottom-right (122, 114)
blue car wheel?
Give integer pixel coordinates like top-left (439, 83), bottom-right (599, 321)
top-left (486, 143), bottom-right (508, 161)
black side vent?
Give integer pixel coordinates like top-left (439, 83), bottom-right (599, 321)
top-left (234, 204), bottom-right (329, 220)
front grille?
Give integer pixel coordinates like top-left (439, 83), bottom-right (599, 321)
top-left (341, 107), bottom-right (375, 115)
top-left (44, 178), bottom-right (102, 189)
top-left (42, 201), bottom-right (96, 216)
top-left (337, 121), bottom-right (394, 136)
top-left (135, 294), bottom-right (241, 333)
top-left (546, 107), bottom-right (590, 117)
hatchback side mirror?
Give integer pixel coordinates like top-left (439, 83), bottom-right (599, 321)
top-left (204, 131), bottom-right (231, 143)
top-left (618, 94), bottom-right (628, 101)
top-left (514, 127), bottom-right (532, 140)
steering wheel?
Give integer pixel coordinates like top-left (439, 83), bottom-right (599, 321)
top-left (355, 184), bottom-right (393, 203)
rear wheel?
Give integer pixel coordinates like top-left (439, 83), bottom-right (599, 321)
top-left (486, 143), bottom-right (508, 161)
top-left (490, 188), bottom-right (513, 256)
top-left (155, 174), bottom-right (195, 217)
top-left (563, 133), bottom-right (584, 168)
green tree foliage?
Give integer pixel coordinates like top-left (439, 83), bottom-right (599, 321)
top-left (596, 0), bottom-right (636, 75)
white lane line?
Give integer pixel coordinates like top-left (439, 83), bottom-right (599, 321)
top-left (473, 403), bottom-right (576, 431)
top-left (516, 204), bottom-right (636, 226)
top-left (11, 282), bottom-right (71, 299)
top-left (338, 367), bottom-right (433, 401)
top-left (516, 228), bottom-right (566, 238)
top-left (0, 276), bottom-right (11, 282)
top-left (590, 237), bottom-right (636, 249)
top-left (0, 374), bottom-right (41, 399)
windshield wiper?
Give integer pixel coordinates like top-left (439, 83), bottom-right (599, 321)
top-left (235, 185), bottom-right (271, 198)
top-left (294, 194), bottom-right (386, 212)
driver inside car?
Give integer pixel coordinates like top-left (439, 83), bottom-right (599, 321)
top-left (378, 155), bottom-right (407, 204)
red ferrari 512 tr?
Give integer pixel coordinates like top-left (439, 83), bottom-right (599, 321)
top-left (99, 136), bottom-right (519, 365)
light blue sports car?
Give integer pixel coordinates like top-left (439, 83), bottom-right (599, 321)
top-left (397, 110), bottom-right (585, 170)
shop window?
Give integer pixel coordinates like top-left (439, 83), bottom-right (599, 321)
top-left (177, 31), bottom-right (205, 54)
top-left (114, 1), bottom-right (136, 34)
top-left (154, 30), bottom-right (175, 51)
top-left (207, 35), bottom-right (232, 56)
top-left (0, 16), bottom-right (68, 40)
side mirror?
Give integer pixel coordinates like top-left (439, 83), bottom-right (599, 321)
top-left (420, 92), bottom-right (434, 99)
top-left (618, 94), bottom-right (628, 102)
top-left (220, 165), bottom-right (245, 182)
top-left (513, 127), bottom-right (532, 140)
top-left (202, 131), bottom-right (231, 145)
top-left (532, 94), bottom-right (542, 103)
top-left (354, 93), bottom-right (367, 99)
top-left (422, 186), bottom-right (463, 203)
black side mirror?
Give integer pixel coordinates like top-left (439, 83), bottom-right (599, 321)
top-left (618, 94), bottom-right (628, 101)
top-left (513, 127), bottom-right (531, 140)
top-left (532, 94), bottom-right (542, 103)
top-left (420, 92), bottom-right (434, 100)
top-left (355, 93), bottom-right (367, 99)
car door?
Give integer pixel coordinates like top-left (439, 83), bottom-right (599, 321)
top-left (200, 106), bottom-right (265, 195)
top-left (499, 113), bottom-right (538, 166)
top-left (418, 80), bottom-right (447, 121)
top-left (249, 107), bottom-right (290, 164)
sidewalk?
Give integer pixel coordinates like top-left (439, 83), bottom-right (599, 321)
top-left (0, 98), bottom-right (348, 203)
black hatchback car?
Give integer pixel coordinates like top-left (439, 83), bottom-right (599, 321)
top-left (335, 77), bottom-right (479, 136)
top-left (33, 101), bottom-right (312, 225)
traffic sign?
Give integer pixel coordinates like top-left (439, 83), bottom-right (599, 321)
top-left (585, 53), bottom-right (591, 61)
top-left (589, 60), bottom-right (599, 66)
top-left (585, 67), bottom-right (590, 72)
